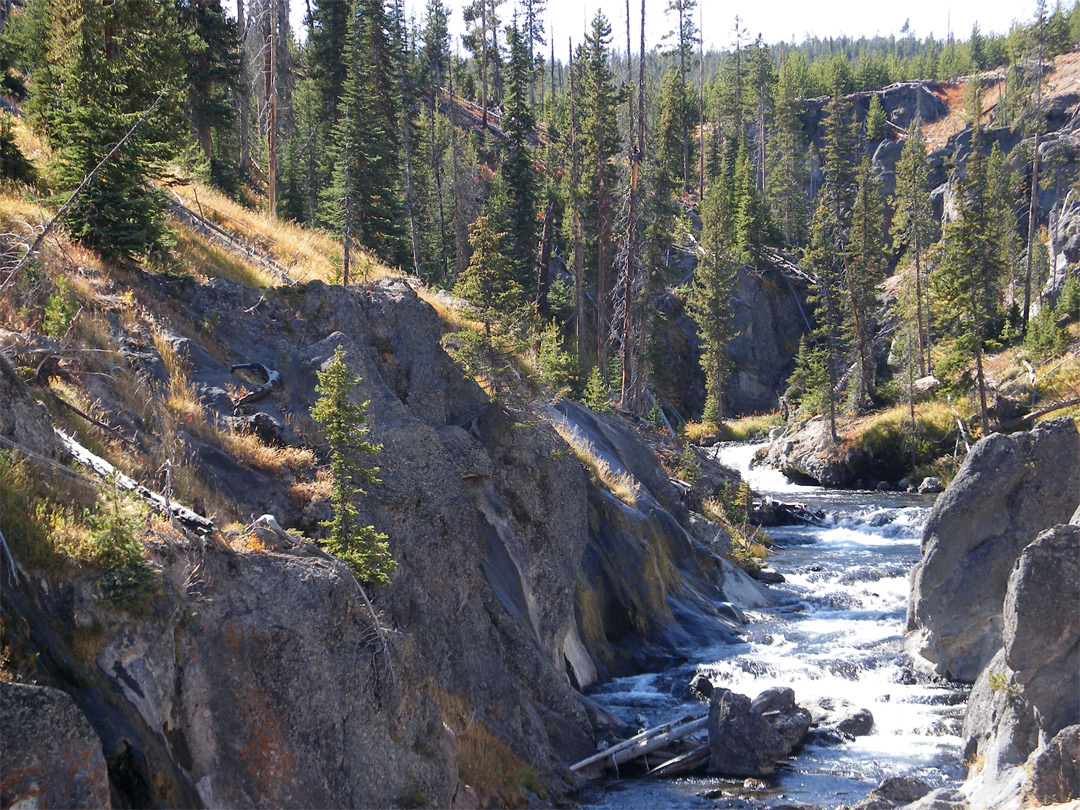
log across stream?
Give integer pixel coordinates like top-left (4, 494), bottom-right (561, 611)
top-left (577, 443), bottom-right (967, 809)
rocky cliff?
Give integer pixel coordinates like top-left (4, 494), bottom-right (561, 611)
top-left (1, 276), bottom-right (775, 808)
top-left (902, 419), bottom-right (1080, 809)
top-left (905, 418), bottom-right (1080, 682)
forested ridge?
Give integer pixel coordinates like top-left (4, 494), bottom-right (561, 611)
top-left (2, 0), bottom-right (1079, 452)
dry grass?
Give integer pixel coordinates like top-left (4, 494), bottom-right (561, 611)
top-left (170, 180), bottom-right (399, 284)
top-left (432, 687), bottom-right (542, 809)
top-left (170, 228), bottom-right (279, 290)
top-left (415, 285), bottom-right (485, 332)
top-left (550, 418), bottom-right (639, 506)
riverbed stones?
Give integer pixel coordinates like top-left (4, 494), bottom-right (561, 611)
top-left (906, 418), bottom-right (1080, 682)
top-left (707, 687), bottom-right (811, 776)
top-left (0, 681), bottom-right (111, 809)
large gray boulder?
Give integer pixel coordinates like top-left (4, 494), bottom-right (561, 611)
top-left (906, 418), bottom-right (1080, 682)
top-left (0, 682), bottom-right (110, 809)
top-left (707, 686), bottom-right (811, 776)
top-left (1003, 523), bottom-right (1080, 736)
top-left (959, 525), bottom-right (1080, 809)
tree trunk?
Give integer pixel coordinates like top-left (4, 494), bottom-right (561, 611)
top-left (537, 201), bottom-right (555, 320)
top-left (914, 230), bottom-right (927, 376)
top-left (1022, 129), bottom-right (1041, 332)
top-left (397, 3), bottom-right (421, 277)
top-left (621, 0), bottom-right (637, 409)
top-left (238, 0), bottom-right (250, 174)
top-left (633, 0), bottom-right (649, 403)
top-left (480, 0), bottom-right (488, 133)
top-left (679, 5), bottom-right (689, 192)
top-left (266, 0), bottom-right (277, 219)
top-left (570, 41), bottom-right (585, 363)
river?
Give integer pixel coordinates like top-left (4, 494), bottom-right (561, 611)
top-left (579, 443), bottom-right (965, 809)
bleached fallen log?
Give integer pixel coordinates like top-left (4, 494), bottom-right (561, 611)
top-left (647, 743), bottom-right (710, 778)
top-left (230, 362), bottom-right (281, 411)
top-left (54, 428), bottom-right (213, 535)
top-left (569, 715), bottom-right (708, 772)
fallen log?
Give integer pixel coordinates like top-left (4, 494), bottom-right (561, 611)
top-left (647, 743), bottom-right (710, 778)
top-left (996, 396), bottom-right (1080, 432)
top-left (231, 362), bottom-right (282, 411)
top-left (54, 428), bottom-right (214, 536)
top-left (569, 715), bottom-right (708, 772)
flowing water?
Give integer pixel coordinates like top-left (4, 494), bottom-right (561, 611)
top-left (580, 443), bottom-right (965, 809)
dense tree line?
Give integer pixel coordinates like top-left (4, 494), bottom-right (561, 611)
top-left (2, 0), bottom-right (1077, 436)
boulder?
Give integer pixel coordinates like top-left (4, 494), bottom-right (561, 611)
top-left (916, 477), bottom-right (943, 495)
top-left (1003, 524), bottom-right (1080, 737)
top-left (959, 525), bottom-right (1079, 809)
top-left (0, 681), bottom-right (110, 809)
top-left (1030, 724), bottom-right (1080, 804)
top-left (764, 417), bottom-right (851, 487)
top-left (706, 687), bottom-right (811, 776)
top-left (835, 708), bottom-right (875, 737)
top-left (906, 418), bottom-right (1080, 682)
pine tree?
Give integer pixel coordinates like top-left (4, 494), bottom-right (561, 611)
top-left (501, 17), bottom-right (539, 289)
top-left (767, 62), bottom-right (809, 246)
top-left (847, 154), bottom-right (887, 407)
top-left (733, 137), bottom-right (769, 267)
top-left (311, 344), bottom-right (395, 587)
top-left (176, 0), bottom-right (240, 178)
top-left (454, 213), bottom-right (523, 336)
top-left (689, 185), bottom-right (738, 424)
top-left (865, 93), bottom-right (887, 142)
top-left (665, 0), bottom-right (697, 191)
top-left (322, 0), bottom-right (407, 271)
top-left (891, 119), bottom-right (934, 375)
top-left (933, 101), bottom-right (1005, 435)
top-left (578, 11), bottom-right (621, 370)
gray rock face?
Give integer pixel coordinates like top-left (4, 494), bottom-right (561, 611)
top-left (0, 682), bottom-right (110, 809)
top-left (764, 417), bottom-right (851, 487)
top-left (959, 525), bottom-right (1079, 810)
top-left (906, 418), bottom-right (1080, 682)
top-left (706, 687), bottom-right (811, 776)
top-left (1003, 524), bottom-right (1080, 737)
top-left (1030, 725), bottom-right (1080, 804)
top-left (653, 262), bottom-right (808, 420)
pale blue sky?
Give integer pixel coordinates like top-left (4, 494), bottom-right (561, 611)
top-left (234, 0), bottom-right (1040, 60)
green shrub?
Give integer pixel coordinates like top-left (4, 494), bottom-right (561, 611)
top-left (43, 277), bottom-right (80, 338)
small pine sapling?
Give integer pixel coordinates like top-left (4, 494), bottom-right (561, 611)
top-left (311, 345), bottom-right (396, 586)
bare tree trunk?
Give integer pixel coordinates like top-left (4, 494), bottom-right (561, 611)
top-left (621, 0), bottom-right (637, 408)
top-left (1023, 129), bottom-right (1041, 331)
top-left (569, 40), bottom-right (584, 363)
top-left (914, 230), bottom-right (927, 376)
top-left (698, 5), bottom-right (704, 200)
top-left (633, 0), bottom-right (649, 401)
top-left (342, 106), bottom-right (351, 287)
top-left (679, 5), bottom-right (689, 191)
top-left (238, 0), bottom-right (250, 173)
top-left (397, 3), bottom-right (421, 277)
top-left (537, 201), bottom-right (555, 319)
top-left (480, 0), bottom-right (489, 133)
top-left (267, 0), bottom-right (278, 219)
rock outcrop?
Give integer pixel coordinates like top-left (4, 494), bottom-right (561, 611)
top-left (1, 276), bottom-right (781, 806)
top-left (906, 418), bottom-right (1080, 682)
top-left (652, 261), bottom-right (808, 420)
top-left (959, 523), bottom-right (1080, 809)
top-left (706, 686), bottom-right (811, 776)
top-left (0, 682), bottom-right (111, 809)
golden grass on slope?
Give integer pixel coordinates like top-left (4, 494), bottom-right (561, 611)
top-left (550, 418), bottom-right (639, 507)
top-left (431, 686), bottom-right (543, 809)
top-left (170, 180), bottom-right (400, 285)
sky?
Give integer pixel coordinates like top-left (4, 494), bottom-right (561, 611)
top-left (232, 0), bottom-right (1040, 61)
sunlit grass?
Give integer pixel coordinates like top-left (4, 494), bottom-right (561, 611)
top-left (432, 686), bottom-right (543, 809)
top-left (170, 179), bottom-right (400, 285)
top-left (550, 418), bottom-right (638, 507)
